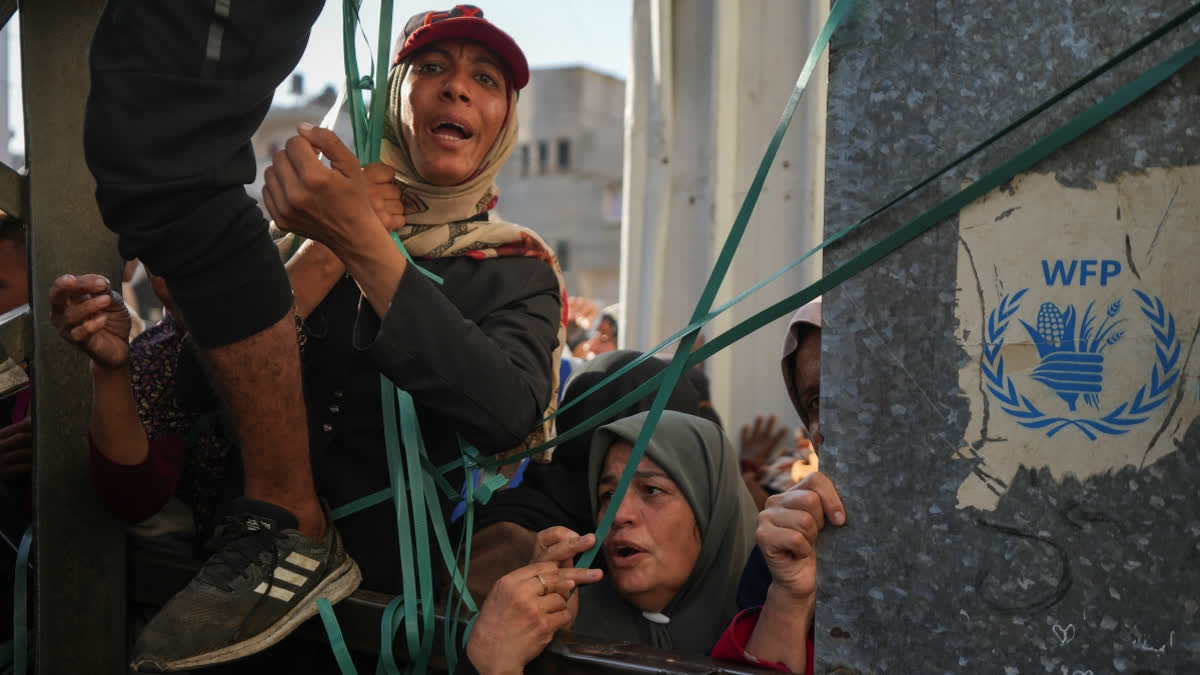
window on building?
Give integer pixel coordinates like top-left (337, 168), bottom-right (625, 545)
top-left (537, 140), bottom-right (549, 174)
top-left (557, 138), bottom-right (570, 170)
top-left (520, 144), bottom-right (530, 177)
top-left (555, 240), bottom-right (570, 271)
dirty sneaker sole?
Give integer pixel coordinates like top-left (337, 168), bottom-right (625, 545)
top-left (132, 558), bottom-right (362, 672)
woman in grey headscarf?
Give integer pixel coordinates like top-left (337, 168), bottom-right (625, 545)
top-left (463, 410), bottom-right (757, 671)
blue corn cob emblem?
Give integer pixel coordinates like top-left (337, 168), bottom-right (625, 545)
top-left (1019, 299), bottom-right (1125, 411)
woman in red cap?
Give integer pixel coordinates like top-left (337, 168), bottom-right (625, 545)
top-left (112, 5), bottom-right (567, 671)
top-left (258, 0), bottom-right (567, 601)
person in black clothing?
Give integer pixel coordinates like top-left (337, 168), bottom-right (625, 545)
top-left (89, 3), bottom-right (562, 671)
top-left (260, 4), bottom-right (565, 602)
top-left (84, 2), bottom-right (350, 670)
top-left (465, 350), bottom-right (721, 601)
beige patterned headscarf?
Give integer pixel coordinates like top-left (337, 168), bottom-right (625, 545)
top-left (380, 60), bottom-right (566, 462)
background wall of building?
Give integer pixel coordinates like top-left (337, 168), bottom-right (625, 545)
top-left (620, 0), bottom-right (829, 438)
top-left (495, 66), bottom-right (626, 304)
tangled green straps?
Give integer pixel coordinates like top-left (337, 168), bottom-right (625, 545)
top-left (428, 0), bottom-right (1200, 480)
top-left (342, 0), bottom-right (443, 285)
top-left (2, 526), bottom-right (31, 675)
top-left (318, 0), bottom-right (1200, 671)
top-left (578, 0), bottom-right (857, 569)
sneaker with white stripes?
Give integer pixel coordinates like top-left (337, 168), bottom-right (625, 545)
top-left (130, 497), bottom-right (361, 672)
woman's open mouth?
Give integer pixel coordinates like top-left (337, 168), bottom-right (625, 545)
top-left (608, 542), bottom-right (647, 567)
top-left (430, 117), bottom-right (474, 142)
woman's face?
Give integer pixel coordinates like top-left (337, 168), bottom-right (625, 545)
top-left (597, 441), bottom-right (701, 613)
top-left (399, 39), bottom-right (510, 186)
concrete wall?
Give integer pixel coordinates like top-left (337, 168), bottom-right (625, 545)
top-left (620, 0), bottom-right (828, 438)
top-left (819, 1), bottom-right (1200, 671)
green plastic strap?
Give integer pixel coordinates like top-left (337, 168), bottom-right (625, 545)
top-left (578, 0), bottom-right (858, 569)
top-left (445, 460), bottom-right (478, 663)
top-left (378, 378), bottom-right (422, 674)
top-left (334, 0), bottom-right (1200, 521)
top-left (331, 489), bottom-right (394, 521)
top-left (341, 0), bottom-right (443, 285)
top-left (317, 598), bottom-right (361, 675)
top-left (528, 30), bottom-right (1200, 486)
top-left (378, 594), bottom-right (405, 675)
top-left (366, 0), bottom-right (394, 163)
top-left (336, 440), bottom-right (506, 522)
top-left (684, 34), bottom-right (1200, 380)
top-left (426, 0), bottom-right (857, 484)
top-left (433, 1), bottom-right (1200, 478)
top-left (12, 526), bottom-right (31, 675)
top-left (421, 454), bottom-right (463, 501)
top-left (342, 0), bottom-right (370, 158)
top-left (428, 1), bottom-right (1200, 470)
top-left (327, 2), bottom-right (1200, 668)
top-left (395, 390), bottom-right (435, 674)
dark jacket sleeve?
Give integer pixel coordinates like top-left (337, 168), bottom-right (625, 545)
top-left (352, 257), bottom-right (561, 452)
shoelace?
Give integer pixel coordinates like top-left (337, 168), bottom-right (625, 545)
top-left (200, 522), bottom-right (278, 593)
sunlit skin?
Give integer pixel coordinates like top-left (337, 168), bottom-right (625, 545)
top-left (597, 441), bottom-right (702, 613)
top-left (399, 40), bottom-right (510, 186)
top-left (0, 238), bottom-right (28, 314)
top-left (792, 328), bottom-right (821, 447)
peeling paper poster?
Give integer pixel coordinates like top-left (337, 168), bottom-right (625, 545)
top-left (955, 166), bottom-right (1200, 511)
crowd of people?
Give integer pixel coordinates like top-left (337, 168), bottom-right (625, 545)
top-left (7, 4), bottom-right (843, 674)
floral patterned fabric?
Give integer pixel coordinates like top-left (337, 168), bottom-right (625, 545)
top-left (89, 315), bottom-right (233, 542)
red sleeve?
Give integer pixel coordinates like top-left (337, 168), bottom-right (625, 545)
top-left (711, 607), bottom-right (813, 673)
top-left (89, 432), bottom-right (186, 524)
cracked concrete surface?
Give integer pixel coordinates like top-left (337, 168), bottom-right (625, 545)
top-left (819, 1), bottom-right (1200, 672)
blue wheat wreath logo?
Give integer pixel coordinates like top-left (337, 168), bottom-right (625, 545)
top-left (982, 289), bottom-right (1181, 439)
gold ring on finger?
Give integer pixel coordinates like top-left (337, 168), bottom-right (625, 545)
top-left (534, 574), bottom-right (550, 596)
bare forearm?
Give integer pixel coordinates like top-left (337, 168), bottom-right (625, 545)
top-left (745, 584), bottom-right (813, 673)
top-left (287, 238), bottom-right (346, 320)
top-left (89, 363), bottom-right (149, 466)
top-left (333, 226), bottom-right (408, 318)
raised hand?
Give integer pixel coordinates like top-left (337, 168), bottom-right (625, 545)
top-left (261, 123), bottom-right (385, 255)
top-left (530, 526), bottom-right (599, 624)
top-left (466, 559), bottom-right (603, 675)
top-left (756, 471), bottom-right (844, 602)
top-left (49, 274), bottom-right (133, 369)
top-left (363, 161), bottom-right (407, 233)
top-left (740, 414), bottom-right (789, 472)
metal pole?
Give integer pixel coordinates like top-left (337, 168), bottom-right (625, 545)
top-left (20, 1), bottom-right (126, 672)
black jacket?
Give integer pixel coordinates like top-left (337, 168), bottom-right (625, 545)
top-left (301, 255), bottom-right (561, 593)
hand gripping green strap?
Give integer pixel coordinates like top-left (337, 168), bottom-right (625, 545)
top-left (335, 0), bottom-right (1200, 502)
top-left (323, 0), bottom-right (1200, 668)
top-left (343, 0), bottom-right (443, 285)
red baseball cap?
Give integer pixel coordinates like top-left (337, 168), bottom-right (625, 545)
top-left (392, 5), bottom-right (529, 91)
